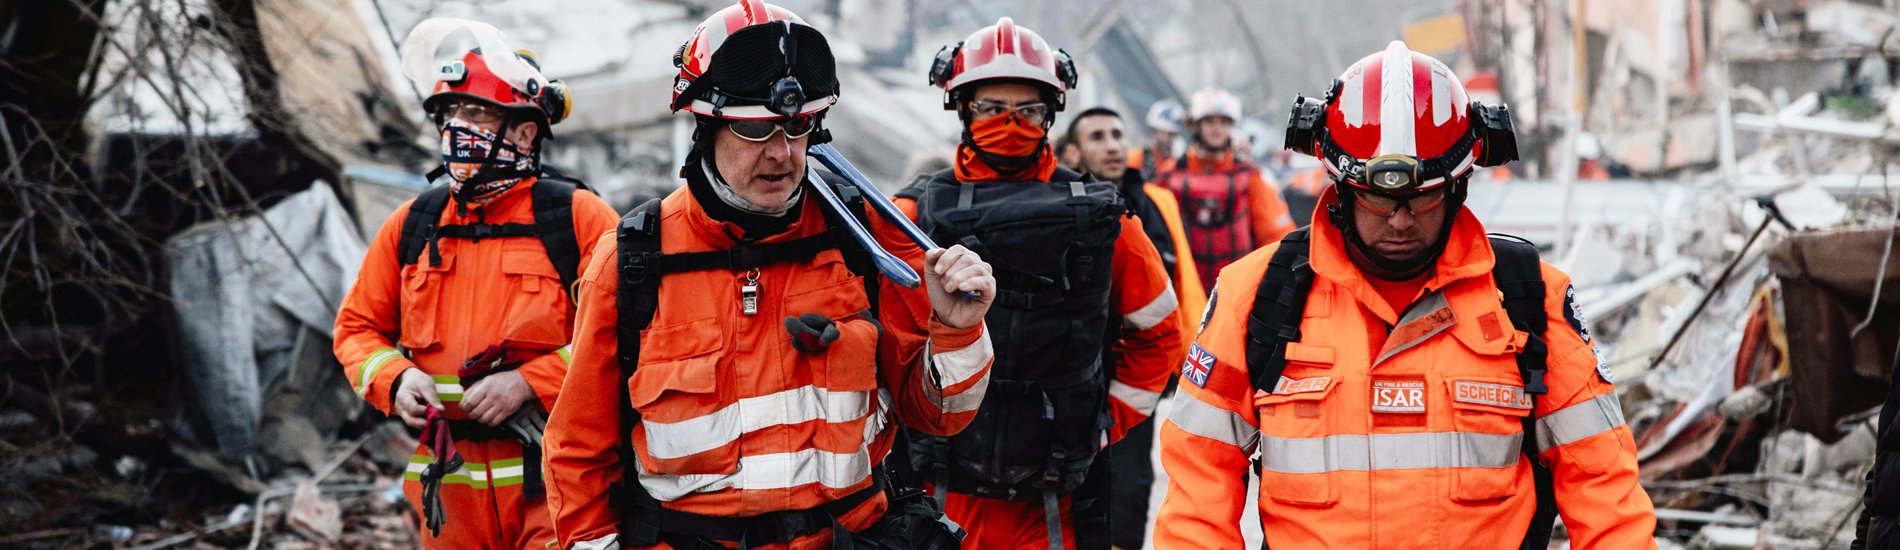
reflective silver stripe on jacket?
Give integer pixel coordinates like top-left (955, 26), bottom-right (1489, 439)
top-left (1258, 431), bottom-right (1522, 474)
top-left (1167, 391), bottom-right (1259, 454)
top-left (1535, 392), bottom-right (1626, 453)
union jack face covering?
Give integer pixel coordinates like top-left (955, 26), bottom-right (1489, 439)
top-left (439, 117), bottom-right (537, 204)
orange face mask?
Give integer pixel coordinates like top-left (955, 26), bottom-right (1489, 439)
top-left (957, 113), bottom-right (1058, 182)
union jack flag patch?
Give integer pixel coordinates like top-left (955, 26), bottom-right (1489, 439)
top-left (1183, 343), bottom-right (1216, 388)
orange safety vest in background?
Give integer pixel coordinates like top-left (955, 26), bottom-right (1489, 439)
top-left (1135, 180), bottom-right (1206, 345)
top-left (1153, 188), bottom-right (1656, 549)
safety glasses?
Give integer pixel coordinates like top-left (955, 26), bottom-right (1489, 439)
top-left (726, 114), bottom-right (820, 142)
top-left (968, 100), bottom-right (1050, 125)
top-left (435, 100), bottom-right (504, 125)
top-left (1352, 188), bottom-right (1448, 217)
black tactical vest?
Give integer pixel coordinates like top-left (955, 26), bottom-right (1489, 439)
top-left (896, 168), bottom-right (1126, 499)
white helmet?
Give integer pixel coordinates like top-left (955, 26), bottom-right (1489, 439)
top-left (1145, 98), bottom-right (1185, 134)
top-left (1189, 88), bottom-right (1242, 122)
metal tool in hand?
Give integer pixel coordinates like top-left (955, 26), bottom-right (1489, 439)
top-left (805, 166), bottom-right (923, 289)
top-left (809, 144), bottom-right (983, 300)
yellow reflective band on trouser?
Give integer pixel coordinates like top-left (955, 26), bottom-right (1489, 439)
top-left (356, 349), bottom-right (402, 397)
top-left (432, 375), bottom-right (464, 403)
top-left (404, 454), bottom-right (529, 489)
top-left (555, 346), bottom-right (572, 364)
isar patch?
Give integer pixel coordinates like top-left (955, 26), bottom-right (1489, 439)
top-left (1371, 377), bottom-right (1426, 414)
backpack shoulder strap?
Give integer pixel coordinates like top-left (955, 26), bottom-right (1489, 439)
top-left (818, 173), bottom-right (882, 318)
top-left (530, 179), bottom-right (583, 294)
top-left (397, 184), bottom-right (454, 267)
top-left (1243, 226), bottom-right (1314, 392)
top-left (613, 198), bottom-right (666, 545)
top-left (538, 165), bottom-right (594, 193)
top-left (1488, 234), bottom-right (1549, 395)
top-left (1487, 233), bottom-right (1558, 550)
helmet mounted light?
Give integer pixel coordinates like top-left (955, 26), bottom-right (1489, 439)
top-left (1365, 154), bottom-right (1421, 191)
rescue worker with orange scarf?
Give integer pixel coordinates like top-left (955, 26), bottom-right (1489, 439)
top-left (893, 18), bottom-right (1186, 550)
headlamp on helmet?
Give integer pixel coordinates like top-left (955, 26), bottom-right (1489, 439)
top-left (1365, 154), bottom-right (1421, 191)
top-left (768, 76), bottom-right (806, 118)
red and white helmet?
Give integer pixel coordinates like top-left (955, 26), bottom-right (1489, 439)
top-left (929, 17), bottom-right (1078, 111)
top-left (670, 0), bottom-right (839, 120)
top-left (1188, 88), bottom-right (1241, 122)
top-left (401, 18), bottom-right (570, 129)
top-left (1284, 41), bottom-right (1518, 195)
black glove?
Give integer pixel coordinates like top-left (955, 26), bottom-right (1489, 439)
top-left (785, 313), bottom-right (841, 354)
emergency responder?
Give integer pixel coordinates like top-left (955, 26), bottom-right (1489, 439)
top-left (541, 2), bottom-right (997, 548)
top-left (333, 25), bottom-right (619, 549)
top-left (1153, 41), bottom-right (1657, 549)
top-left (1158, 87), bottom-right (1298, 291)
top-left (1130, 99), bottom-right (1184, 180)
top-left (1067, 107), bottom-right (1205, 329)
top-left (1064, 106), bottom-right (1203, 549)
top-left (896, 18), bottom-right (1187, 550)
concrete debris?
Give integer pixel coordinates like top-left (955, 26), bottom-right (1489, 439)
top-left (285, 480), bottom-right (342, 544)
top-left (1688, 524), bottom-right (1759, 549)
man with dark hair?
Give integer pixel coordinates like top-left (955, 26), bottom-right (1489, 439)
top-left (1064, 106), bottom-right (1203, 549)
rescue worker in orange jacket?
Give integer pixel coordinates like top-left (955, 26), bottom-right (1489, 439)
top-left (1153, 42), bottom-right (1656, 550)
top-left (895, 19), bottom-right (1187, 550)
top-left (333, 27), bottom-right (618, 549)
top-left (1069, 107), bottom-right (1206, 330)
top-left (1159, 88), bottom-right (1297, 292)
top-left (1065, 106), bottom-right (1203, 549)
top-left (541, 2), bottom-right (997, 548)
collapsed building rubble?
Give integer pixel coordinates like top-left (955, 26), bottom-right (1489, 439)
top-left (4, 0), bottom-right (1900, 547)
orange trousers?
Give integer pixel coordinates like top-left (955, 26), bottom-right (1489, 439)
top-left (402, 438), bottom-right (554, 549)
top-left (941, 491), bottom-right (1078, 550)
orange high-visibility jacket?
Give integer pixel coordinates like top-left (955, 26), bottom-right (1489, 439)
top-left (333, 179), bottom-right (620, 549)
top-left (335, 178), bottom-right (620, 420)
top-left (1140, 182), bottom-right (1207, 345)
top-left (894, 194), bottom-right (1185, 444)
top-left (1154, 189), bottom-right (1656, 549)
top-left (544, 188), bottom-right (995, 549)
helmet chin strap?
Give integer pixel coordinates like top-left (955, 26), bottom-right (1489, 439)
top-left (1330, 184), bottom-right (1466, 281)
